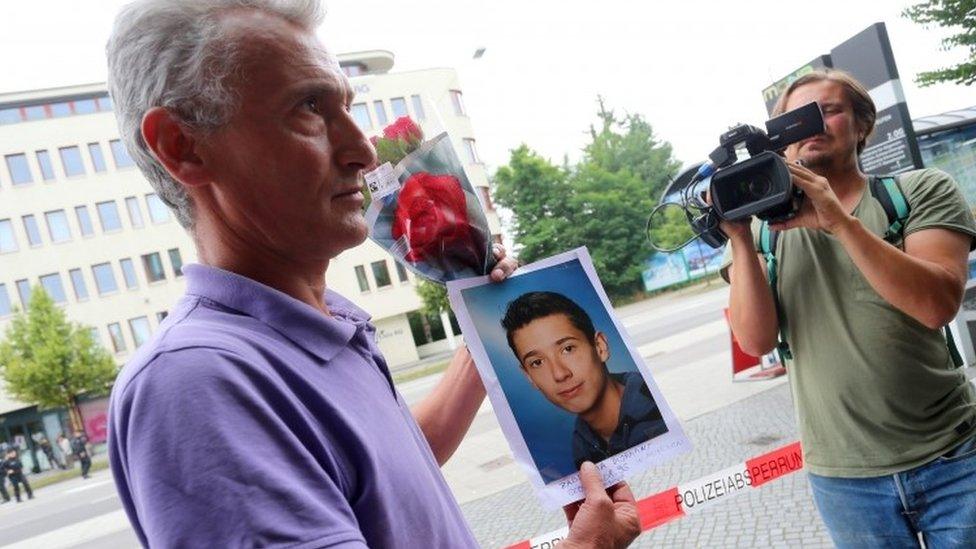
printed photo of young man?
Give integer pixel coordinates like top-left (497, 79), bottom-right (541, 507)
top-left (502, 291), bottom-right (668, 467)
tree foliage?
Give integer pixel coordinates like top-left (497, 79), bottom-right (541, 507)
top-left (416, 279), bottom-right (450, 315)
top-left (904, 0), bottom-right (976, 86)
top-left (494, 98), bottom-right (681, 300)
top-left (0, 287), bottom-right (117, 432)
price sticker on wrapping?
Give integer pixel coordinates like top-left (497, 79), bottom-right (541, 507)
top-left (364, 162), bottom-right (400, 200)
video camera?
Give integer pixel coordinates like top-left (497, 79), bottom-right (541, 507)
top-left (648, 102), bottom-right (826, 251)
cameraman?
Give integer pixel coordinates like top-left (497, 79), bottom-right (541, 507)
top-left (721, 69), bottom-right (976, 547)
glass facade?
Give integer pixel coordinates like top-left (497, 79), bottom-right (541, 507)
top-left (918, 121), bottom-right (976, 207)
top-left (129, 317), bottom-right (152, 348)
top-left (44, 210), bottom-right (71, 243)
top-left (108, 322), bottom-right (126, 352)
top-left (88, 142), bottom-right (107, 172)
top-left (6, 153), bottom-right (33, 185)
top-left (374, 100), bottom-right (388, 126)
top-left (355, 265), bottom-right (369, 292)
top-left (110, 139), bottom-right (135, 168)
top-left (92, 263), bottom-right (118, 295)
top-left (97, 201), bottom-right (123, 232)
top-left (146, 193), bottom-right (171, 223)
top-left (69, 268), bottom-right (89, 300)
top-left (125, 197), bottom-right (145, 229)
top-left (59, 146), bottom-right (85, 177)
top-left (142, 252), bottom-right (166, 282)
top-left (351, 103), bottom-right (372, 130)
top-left (371, 260), bottom-right (392, 287)
top-left (168, 248), bottom-right (184, 276)
top-left (0, 219), bottom-right (17, 253)
top-left (120, 258), bottom-right (139, 289)
top-left (396, 261), bottom-right (409, 283)
top-left (0, 284), bottom-right (11, 316)
top-left (39, 273), bottom-right (67, 304)
top-left (411, 95), bottom-right (426, 121)
top-left (36, 150), bottom-right (55, 180)
top-left (75, 206), bottom-right (94, 236)
top-left (390, 97), bottom-right (408, 118)
top-left (22, 215), bottom-right (42, 246)
top-left (15, 279), bottom-right (31, 308)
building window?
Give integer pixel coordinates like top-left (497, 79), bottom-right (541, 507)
top-left (92, 263), bottom-right (119, 295)
top-left (0, 108), bottom-right (20, 124)
top-left (450, 90), bottom-right (466, 116)
top-left (478, 186), bottom-right (494, 210)
top-left (354, 265), bottom-right (369, 292)
top-left (120, 258), bottom-right (139, 289)
top-left (24, 105), bottom-right (46, 121)
top-left (59, 146), bottom-right (85, 177)
top-left (109, 139), bottom-right (135, 168)
top-left (15, 279), bottom-right (31, 308)
top-left (97, 96), bottom-right (114, 111)
top-left (88, 142), bottom-right (107, 172)
top-left (395, 261), bottom-right (409, 283)
top-left (351, 103), bottom-right (372, 130)
top-left (371, 260), bottom-right (392, 288)
top-left (74, 99), bottom-right (97, 115)
top-left (0, 219), bottom-right (17, 253)
top-left (97, 201), bottom-right (123, 232)
top-left (36, 150), bottom-right (55, 181)
top-left (44, 210), bottom-right (72, 243)
top-left (463, 138), bottom-right (481, 164)
top-left (39, 273), bottom-right (67, 304)
top-left (146, 193), bottom-right (171, 223)
top-left (168, 248), bottom-right (184, 277)
top-left (142, 252), bottom-right (166, 282)
top-left (156, 311), bottom-right (168, 323)
top-left (125, 197), bottom-right (144, 229)
top-left (69, 268), bottom-right (89, 300)
top-left (22, 215), bottom-right (42, 247)
top-left (108, 322), bottom-right (126, 352)
top-left (411, 95), bottom-right (426, 121)
top-left (75, 205), bottom-right (94, 237)
top-left (0, 284), bottom-right (11, 316)
top-left (50, 102), bottom-right (72, 117)
top-left (5, 153), bottom-right (33, 185)
top-left (129, 316), bottom-right (152, 348)
top-left (373, 100), bottom-right (388, 126)
top-left (390, 97), bottom-right (408, 118)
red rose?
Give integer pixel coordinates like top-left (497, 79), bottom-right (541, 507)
top-left (383, 116), bottom-right (423, 145)
top-left (392, 172), bottom-right (480, 266)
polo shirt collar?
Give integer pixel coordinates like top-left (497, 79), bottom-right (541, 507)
top-left (182, 263), bottom-right (370, 363)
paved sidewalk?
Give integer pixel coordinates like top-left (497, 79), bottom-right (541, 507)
top-left (461, 383), bottom-right (833, 548)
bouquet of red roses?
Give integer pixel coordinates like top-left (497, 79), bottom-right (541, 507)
top-left (365, 116), bottom-right (494, 284)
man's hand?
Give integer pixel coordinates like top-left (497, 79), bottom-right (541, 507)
top-left (489, 243), bottom-right (517, 282)
top-left (769, 162), bottom-right (854, 233)
top-left (560, 462), bottom-right (640, 549)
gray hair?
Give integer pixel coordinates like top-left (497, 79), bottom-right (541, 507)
top-left (106, 0), bottom-right (324, 229)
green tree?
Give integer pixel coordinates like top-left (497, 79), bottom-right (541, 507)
top-left (0, 287), bottom-right (117, 433)
top-left (493, 145), bottom-right (575, 262)
top-left (493, 99), bottom-right (681, 300)
top-left (416, 279), bottom-right (450, 316)
top-left (904, 0), bottom-right (976, 86)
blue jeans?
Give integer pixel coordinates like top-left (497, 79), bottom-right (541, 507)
top-left (808, 434), bottom-right (976, 548)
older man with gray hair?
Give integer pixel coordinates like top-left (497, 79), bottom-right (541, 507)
top-left (105, 1), bottom-right (639, 547)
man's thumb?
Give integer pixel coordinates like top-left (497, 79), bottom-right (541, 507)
top-left (578, 461), bottom-right (607, 499)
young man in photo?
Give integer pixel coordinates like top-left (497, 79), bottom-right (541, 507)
top-left (503, 291), bottom-right (668, 467)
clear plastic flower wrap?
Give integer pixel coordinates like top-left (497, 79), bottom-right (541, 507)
top-left (364, 116), bottom-right (495, 284)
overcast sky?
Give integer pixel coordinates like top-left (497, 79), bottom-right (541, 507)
top-left (1, 0), bottom-right (972, 172)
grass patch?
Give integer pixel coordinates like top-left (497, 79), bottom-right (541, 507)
top-left (393, 359), bottom-right (450, 384)
top-left (30, 459), bottom-right (110, 491)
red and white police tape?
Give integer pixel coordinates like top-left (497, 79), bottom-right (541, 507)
top-left (504, 441), bottom-right (803, 549)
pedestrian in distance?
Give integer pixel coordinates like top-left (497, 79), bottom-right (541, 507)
top-left (71, 430), bottom-right (91, 479)
top-left (57, 433), bottom-right (73, 469)
top-left (2, 449), bottom-right (34, 502)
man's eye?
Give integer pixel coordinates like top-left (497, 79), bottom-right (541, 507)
top-left (304, 97), bottom-right (320, 113)
top-left (561, 344), bottom-right (576, 354)
top-left (528, 359), bottom-right (543, 369)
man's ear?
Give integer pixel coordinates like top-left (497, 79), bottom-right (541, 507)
top-left (141, 107), bottom-right (210, 188)
top-left (594, 331), bottom-right (610, 362)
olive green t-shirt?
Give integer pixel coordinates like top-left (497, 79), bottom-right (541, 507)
top-left (721, 168), bottom-right (976, 477)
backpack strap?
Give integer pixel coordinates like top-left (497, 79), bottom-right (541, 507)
top-left (758, 221), bottom-right (792, 361)
top-left (869, 175), bottom-right (911, 243)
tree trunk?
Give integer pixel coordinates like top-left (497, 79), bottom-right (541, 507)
top-left (68, 396), bottom-right (85, 436)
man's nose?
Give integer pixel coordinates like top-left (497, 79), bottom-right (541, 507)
top-left (335, 119), bottom-right (378, 172)
top-left (551, 358), bottom-right (573, 383)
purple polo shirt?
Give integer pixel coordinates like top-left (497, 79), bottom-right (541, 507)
top-left (108, 264), bottom-right (477, 548)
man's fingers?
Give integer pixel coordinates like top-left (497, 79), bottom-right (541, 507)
top-left (607, 481), bottom-right (636, 504)
top-left (578, 461), bottom-right (608, 501)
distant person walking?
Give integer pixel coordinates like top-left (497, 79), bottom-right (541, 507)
top-left (57, 434), bottom-right (73, 468)
top-left (2, 449), bottom-right (33, 502)
top-left (38, 436), bottom-right (64, 470)
top-left (71, 431), bottom-right (91, 479)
